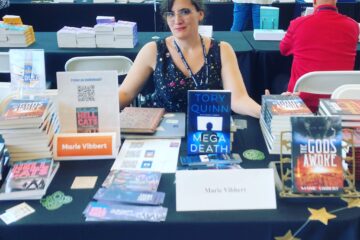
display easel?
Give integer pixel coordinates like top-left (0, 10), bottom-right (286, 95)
top-left (278, 130), bottom-right (360, 198)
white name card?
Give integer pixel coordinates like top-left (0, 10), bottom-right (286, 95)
top-left (176, 169), bottom-right (277, 211)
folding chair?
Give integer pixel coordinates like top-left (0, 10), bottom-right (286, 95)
top-left (331, 84), bottom-right (360, 99)
top-left (293, 71), bottom-right (360, 94)
top-left (64, 55), bottom-right (133, 77)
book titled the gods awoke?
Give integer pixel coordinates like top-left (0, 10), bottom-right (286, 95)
top-left (291, 116), bottom-right (343, 194)
top-left (187, 90), bottom-right (231, 155)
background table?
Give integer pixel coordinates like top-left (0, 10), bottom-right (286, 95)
top-left (0, 115), bottom-right (359, 240)
top-left (1, 1), bottom-right (359, 32)
top-left (242, 30), bottom-right (360, 103)
top-left (0, 31), bottom-right (254, 94)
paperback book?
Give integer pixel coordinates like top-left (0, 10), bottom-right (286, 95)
top-left (102, 169), bottom-right (162, 192)
top-left (187, 90), bottom-right (231, 155)
top-left (83, 201), bottom-right (167, 222)
top-left (94, 187), bottom-right (165, 205)
top-left (0, 158), bottom-right (59, 200)
top-left (291, 116), bottom-right (344, 194)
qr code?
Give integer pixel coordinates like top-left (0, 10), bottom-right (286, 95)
top-left (77, 85), bottom-right (95, 102)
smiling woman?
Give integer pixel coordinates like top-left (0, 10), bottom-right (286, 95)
top-left (118, 0), bottom-right (261, 118)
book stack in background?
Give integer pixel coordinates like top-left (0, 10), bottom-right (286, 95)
top-left (0, 15), bottom-right (35, 47)
top-left (114, 20), bottom-right (138, 48)
top-left (0, 97), bottom-right (59, 162)
top-left (0, 158), bottom-right (59, 200)
top-left (76, 27), bottom-right (96, 48)
top-left (56, 26), bottom-right (78, 48)
top-left (318, 99), bottom-right (360, 180)
top-left (254, 6), bottom-right (285, 41)
top-left (83, 170), bottom-right (167, 222)
top-left (57, 16), bottom-right (138, 48)
top-left (260, 95), bottom-right (313, 154)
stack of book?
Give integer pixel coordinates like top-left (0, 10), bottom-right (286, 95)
top-left (253, 29), bottom-right (285, 41)
top-left (0, 15), bottom-right (35, 47)
top-left (114, 20), bottom-right (138, 48)
top-left (179, 153), bottom-right (242, 170)
top-left (318, 99), bottom-right (360, 180)
top-left (83, 170), bottom-right (168, 222)
top-left (0, 136), bottom-right (10, 185)
top-left (57, 17), bottom-right (138, 49)
top-left (0, 97), bottom-right (60, 162)
top-left (260, 95), bottom-right (313, 154)
top-left (56, 26), bottom-right (78, 48)
top-left (76, 27), bottom-right (96, 48)
top-left (0, 158), bottom-right (59, 200)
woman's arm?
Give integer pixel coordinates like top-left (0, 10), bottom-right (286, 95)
top-left (220, 41), bottom-right (261, 118)
top-left (118, 42), bottom-right (157, 109)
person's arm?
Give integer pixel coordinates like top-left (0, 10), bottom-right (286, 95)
top-left (118, 42), bottom-right (157, 109)
top-left (279, 22), bottom-right (295, 56)
top-left (220, 41), bottom-right (261, 118)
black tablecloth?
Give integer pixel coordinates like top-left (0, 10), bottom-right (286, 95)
top-left (0, 116), bottom-right (359, 240)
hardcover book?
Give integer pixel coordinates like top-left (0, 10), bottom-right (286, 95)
top-left (291, 116), bottom-right (343, 194)
top-left (122, 112), bottom-right (185, 139)
top-left (120, 107), bottom-right (165, 133)
top-left (187, 90), bottom-right (231, 155)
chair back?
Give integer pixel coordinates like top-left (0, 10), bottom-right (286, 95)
top-left (64, 56), bottom-right (133, 76)
top-left (0, 52), bottom-right (10, 73)
top-left (293, 71), bottom-right (360, 94)
top-left (331, 84), bottom-right (360, 99)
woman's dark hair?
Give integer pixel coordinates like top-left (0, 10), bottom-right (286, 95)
top-left (160, 0), bottom-right (206, 18)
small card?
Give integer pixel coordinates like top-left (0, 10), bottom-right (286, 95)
top-left (71, 176), bottom-right (98, 189)
top-left (176, 169), bottom-right (277, 211)
top-left (0, 202), bottom-right (35, 224)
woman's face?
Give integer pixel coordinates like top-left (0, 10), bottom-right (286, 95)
top-left (165, 0), bottom-right (204, 40)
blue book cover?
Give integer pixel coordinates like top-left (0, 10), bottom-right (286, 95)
top-left (187, 90), bottom-right (231, 155)
top-left (291, 116), bottom-right (343, 194)
top-left (260, 6), bottom-right (279, 30)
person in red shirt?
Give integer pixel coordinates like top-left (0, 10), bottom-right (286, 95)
top-left (279, 0), bottom-right (359, 112)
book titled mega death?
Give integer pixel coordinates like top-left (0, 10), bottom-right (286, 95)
top-left (291, 116), bottom-right (343, 194)
top-left (187, 90), bottom-right (231, 155)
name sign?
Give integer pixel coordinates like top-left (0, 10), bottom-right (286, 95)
top-left (53, 132), bottom-right (117, 160)
top-left (176, 169), bottom-right (276, 211)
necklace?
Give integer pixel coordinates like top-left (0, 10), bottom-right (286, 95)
top-left (173, 34), bottom-right (208, 87)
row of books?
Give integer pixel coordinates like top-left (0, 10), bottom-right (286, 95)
top-left (318, 99), bottom-right (360, 180)
top-left (0, 96), bottom-right (59, 162)
top-left (57, 18), bottom-right (138, 48)
top-left (83, 170), bottom-right (167, 222)
top-left (0, 15), bottom-right (35, 47)
top-left (260, 95), bottom-right (313, 154)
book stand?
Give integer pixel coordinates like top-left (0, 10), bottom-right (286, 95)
top-left (278, 130), bottom-right (360, 198)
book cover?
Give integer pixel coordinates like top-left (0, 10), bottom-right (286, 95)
top-left (265, 95), bottom-right (312, 117)
top-left (56, 71), bottom-right (120, 148)
top-left (187, 90), bottom-right (231, 155)
top-left (102, 169), bottom-right (161, 192)
top-left (120, 107), bottom-right (165, 133)
top-left (319, 99), bottom-right (360, 120)
top-left (9, 49), bottom-right (46, 92)
top-left (122, 112), bottom-right (186, 139)
top-left (291, 116), bottom-right (343, 194)
top-left (76, 107), bottom-right (99, 133)
top-left (0, 98), bottom-right (50, 122)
